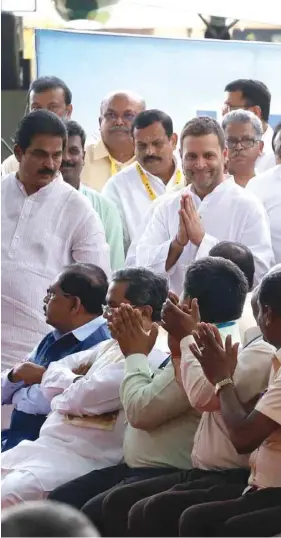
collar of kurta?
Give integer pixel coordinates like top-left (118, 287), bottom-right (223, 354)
top-left (93, 137), bottom-right (135, 167)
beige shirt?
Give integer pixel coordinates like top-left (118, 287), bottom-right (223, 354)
top-left (248, 349), bottom-right (281, 488)
top-left (180, 325), bottom-right (274, 470)
top-left (81, 138), bottom-right (135, 192)
top-left (121, 354), bottom-right (200, 470)
top-left (1, 154), bottom-right (19, 177)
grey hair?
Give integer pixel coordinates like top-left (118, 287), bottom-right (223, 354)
top-left (100, 90), bottom-right (146, 114)
top-left (222, 109), bottom-right (263, 139)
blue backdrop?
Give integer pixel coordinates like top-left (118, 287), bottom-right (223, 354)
top-left (36, 30), bottom-right (281, 139)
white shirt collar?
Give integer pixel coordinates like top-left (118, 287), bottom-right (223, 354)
top-left (54, 315), bottom-right (106, 342)
top-left (262, 124), bottom-right (274, 154)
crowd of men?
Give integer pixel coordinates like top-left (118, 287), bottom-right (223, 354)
top-left (1, 75), bottom-right (281, 536)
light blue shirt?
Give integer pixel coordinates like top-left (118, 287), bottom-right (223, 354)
top-left (79, 184), bottom-right (125, 270)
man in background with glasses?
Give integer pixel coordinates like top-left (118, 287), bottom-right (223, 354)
top-left (222, 109), bottom-right (264, 188)
top-left (81, 90), bottom-right (146, 192)
top-left (223, 79), bottom-right (275, 174)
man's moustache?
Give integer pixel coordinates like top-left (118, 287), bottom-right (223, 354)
top-left (37, 168), bottom-right (56, 175)
top-left (144, 156), bottom-right (162, 162)
top-left (109, 126), bottom-right (130, 133)
top-left (61, 161), bottom-right (75, 168)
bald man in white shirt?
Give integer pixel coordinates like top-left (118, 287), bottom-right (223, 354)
top-left (103, 109), bottom-right (185, 253)
top-left (1, 110), bottom-right (110, 377)
top-left (135, 116), bottom-right (274, 296)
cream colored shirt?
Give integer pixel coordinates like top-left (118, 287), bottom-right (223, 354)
top-left (248, 349), bottom-right (281, 488)
top-left (1, 154), bottom-right (19, 177)
top-left (121, 354), bottom-right (200, 470)
top-left (180, 325), bottom-right (274, 470)
top-left (81, 138), bottom-right (135, 192)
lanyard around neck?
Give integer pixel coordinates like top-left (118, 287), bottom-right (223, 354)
top-left (136, 163), bottom-right (182, 201)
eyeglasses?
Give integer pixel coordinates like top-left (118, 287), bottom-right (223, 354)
top-left (45, 289), bottom-right (72, 301)
top-left (102, 304), bottom-right (136, 315)
top-left (226, 137), bottom-right (261, 149)
top-left (103, 112), bottom-right (137, 122)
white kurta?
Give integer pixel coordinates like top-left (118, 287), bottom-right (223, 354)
top-left (246, 165), bottom-right (281, 264)
top-left (255, 125), bottom-right (275, 174)
top-left (102, 159), bottom-right (184, 253)
top-left (135, 178), bottom-right (275, 296)
top-left (1, 340), bottom-right (167, 494)
top-left (1, 173), bottom-right (111, 371)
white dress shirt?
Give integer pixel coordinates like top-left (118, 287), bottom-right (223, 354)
top-left (1, 173), bottom-right (111, 371)
top-left (246, 165), bottom-right (281, 263)
top-left (255, 125), bottom-right (275, 174)
top-left (180, 325), bottom-right (275, 470)
top-left (135, 178), bottom-right (274, 296)
top-left (102, 159), bottom-right (184, 253)
top-left (1, 339), bottom-right (166, 495)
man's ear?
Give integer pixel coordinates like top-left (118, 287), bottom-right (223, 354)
top-left (14, 144), bottom-right (23, 163)
top-left (249, 105), bottom-right (262, 121)
top-left (170, 133), bottom-right (178, 151)
top-left (258, 140), bottom-right (264, 156)
top-left (66, 104), bottom-right (73, 119)
top-left (82, 150), bottom-right (86, 166)
top-left (71, 296), bottom-right (82, 315)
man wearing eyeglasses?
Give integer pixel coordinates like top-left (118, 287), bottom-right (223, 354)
top-left (81, 91), bottom-right (146, 192)
top-left (1, 264), bottom-right (110, 451)
top-left (223, 79), bottom-right (275, 174)
top-left (222, 109), bottom-right (264, 188)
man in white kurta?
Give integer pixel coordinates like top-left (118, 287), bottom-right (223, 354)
top-left (1, 110), bottom-right (110, 376)
top-left (135, 117), bottom-right (274, 296)
top-left (1, 337), bottom-right (168, 507)
top-left (102, 110), bottom-right (185, 253)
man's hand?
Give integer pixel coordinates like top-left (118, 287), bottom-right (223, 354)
top-left (176, 196), bottom-right (190, 247)
top-left (108, 304), bottom-right (159, 358)
top-left (182, 194), bottom-right (205, 247)
top-left (161, 297), bottom-right (200, 342)
top-left (190, 322), bottom-right (240, 385)
top-left (10, 362), bottom-right (46, 385)
top-left (72, 364), bottom-right (92, 376)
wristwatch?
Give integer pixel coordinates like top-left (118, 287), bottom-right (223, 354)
top-left (215, 378), bottom-right (234, 395)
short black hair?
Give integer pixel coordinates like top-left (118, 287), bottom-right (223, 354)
top-left (180, 116), bottom-right (225, 151)
top-left (112, 267), bottom-right (168, 322)
top-left (1, 500), bottom-right (99, 537)
top-left (14, 110), bottom-right (67, 153)
top-left (183, 257), bottom-right (248, 323)
top-left (209, 241), bottom-right (255, 290)
top-left (259, 269), bottom-right (281, 317)
top-left (224, 79), bottom-right (271, 122)
top-left (28, 76), bottom-right (72, 106)
top-left (59, 263), bottom-right (108, 316)
top-left (132, 109), bottom-right (173, 138)
top-left (65, 120), bottom-right (86, 149)
top-left (272, 121), bottom-right (281, 155)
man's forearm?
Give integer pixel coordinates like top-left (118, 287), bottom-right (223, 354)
top-left (219, 383), bottom-right (248, 430)
top-left (165, 238), bottom-right (184, 271)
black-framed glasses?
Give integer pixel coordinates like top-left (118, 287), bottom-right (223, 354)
top-left (45, 289), bottom-right (72, 301)
top-left (226, 137), bottom-right (261, 149)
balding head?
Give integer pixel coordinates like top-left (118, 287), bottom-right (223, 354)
top-left (99, 90), bottom-right (146, 158)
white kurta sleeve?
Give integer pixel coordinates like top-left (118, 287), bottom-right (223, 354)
top-left (40, 348), bottom-right (100, 402)
top-left (238, 200), bottom-right (274, 284)
top-left (50, 362), bottom-right (125, 416)
top-left (71, 206), bottom-right (111, 277)
top-left (135, 204), bottom-right (175, 276)
top-left (180, 336), bottom-right (220, 412)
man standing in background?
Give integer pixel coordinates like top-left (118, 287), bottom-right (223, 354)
top-left (81, 90), bottom-right (146, 191)
top-left (61, 120), bottom-right (125, 270)
top-left (223, 79), bottom-right (275, 173)
top-left (1, 110), bottom-right (110, 377)
top-left (1, 76), bottom-right (73, 177)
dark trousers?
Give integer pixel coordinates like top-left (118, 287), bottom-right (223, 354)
top-left (179, 487), bottom-right (281, 537)
top-left (83, 467), bottom-right (248, 537)
top-left (48, 462), bottom-right (177, 510)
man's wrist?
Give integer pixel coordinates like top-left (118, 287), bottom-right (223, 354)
top-left (8, 369), bottom-right (20, 383)
top-left (175, 235), bottom-right (186, 248)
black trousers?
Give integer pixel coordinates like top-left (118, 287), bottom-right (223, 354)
top-left (82, 467), bottom-right (248, 537)
top-left (48, 462), bottom-right (177, 510)
top-left (179, 487), bottom-right (281, 537)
